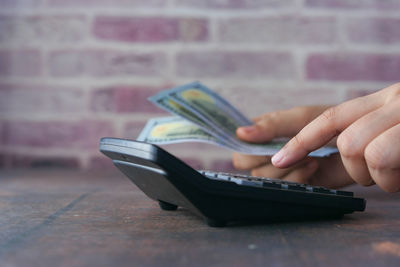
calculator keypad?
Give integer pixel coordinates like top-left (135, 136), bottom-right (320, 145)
top-left (199, 171), bottom-right (353, 197)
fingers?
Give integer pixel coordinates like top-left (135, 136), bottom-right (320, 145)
top-left (365, 123), bottom-right (400, 192)
top-left (250, 158), bottom-right (313, 179)
top-left (272, 94), bottom-right (384, 168)
top-left (237, 106), bottom-right (329, 143)
top-left (310, 154), bottom-right (355, 189)
top-left (251, 164), bottom-right (292, 178)
top-left (281, 160), bottom-right (319, 184)
top-left (233, 150), bottom-right (315, 181)
top-left (232, 153), bottom-right (269, 170)
top-left (337, 98), bottom-right (400, 186)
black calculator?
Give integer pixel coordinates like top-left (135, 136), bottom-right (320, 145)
top-left (100, 137), bottom-right (366, 227)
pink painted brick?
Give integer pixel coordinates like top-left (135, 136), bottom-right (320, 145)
top-left (0, 153), bottom-right (5, 168)
top-left (219, 16), bottom-right (336, 44)
top-left (47, 0), bottom-right (165, 7)
top-left (346, 18), bottom-right (400, 44)
top-left (48, 50), bottom-right (167, 77)
top-left (0, 15), bottom-right (87, 44)
top-left (221, 86), bottom-right (340, 117)
top-left (0, 0), bottom-right (42, 8)
top-left (219, 86), bottom-right (285, 116)
top-left (0, 84), bottom-right (86, 114)
top-left (123, 121), bottom-right (148, 139)
top-left (93, 17), bottom-right (208, 43)
top-left (282, 88), bottom-right (341, 107)
top-left (0, 50), bottom-right (42, 77)
top-left (90, 86), bottom-right (164, 113)
top-left (177, 51), bottom-right (295, 79)
top-left (307, 53), bottom-right (400, 81)
top-left (305, 0), bottom-right (400, 9)
top-left (0, 121), bottom-right (5, 146)
top-left (3, 120), bottom-right (114, 149)
top-left (175, 0), bottom-right (295, 9)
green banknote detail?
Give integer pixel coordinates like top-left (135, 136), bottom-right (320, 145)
top-left (157, 97), bottom-right (213, 132)
top-left (137, 117), bottom-right (218, 144)
top-left (171, 87), bottom-right (243, 136)
top-left (189, 98), bottom-right (240, 134)
top-left (148, 85), bottom-right (240, 148)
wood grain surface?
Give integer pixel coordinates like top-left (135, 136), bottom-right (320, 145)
top-left (0, 169), bottom-right (399, 267)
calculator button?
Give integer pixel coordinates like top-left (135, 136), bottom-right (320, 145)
top-left (262, 181), bottom-right (281, 189)
top-left (313, 187), bottom-right (334, 194)
top-left (336, 190), bottom-right (354, 197)
top-left (200, 171), bottom-right (355, 197)
top-left (287, 184), bottom-right (307, 191)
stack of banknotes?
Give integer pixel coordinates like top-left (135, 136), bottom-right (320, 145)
top-left (138, 82), bottom-right (338, 157)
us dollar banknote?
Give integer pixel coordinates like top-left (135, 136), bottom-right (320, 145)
top-left (139, 82), bottom-right (339, 157)
top-left (137, 116), bottom-right (235, 149)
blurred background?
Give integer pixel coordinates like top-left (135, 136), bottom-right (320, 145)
top-left (1, 0), bottom-right (399, 171)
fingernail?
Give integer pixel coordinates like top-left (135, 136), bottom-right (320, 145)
top-left (240, 126), bottom-right (256, 134)
top-left (272, 149), bottom-right (285, 165)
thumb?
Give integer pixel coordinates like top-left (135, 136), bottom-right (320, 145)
top-left (237, 106), bottom-right (328, 143)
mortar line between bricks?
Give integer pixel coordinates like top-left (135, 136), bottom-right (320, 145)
top-left (336, 14), bottom-right (348, 48)
top-left (0, 76), bottom-right (393, 90)
top-left (2, 8), bottom-right (400, 17)
top-left (297, 0), bottom-right (306, 11)
top-left (0, 145), bottom-right (96, 156)
top-left (0, 5), bottom-right (399, 17)
top-left (0, 112), bottom-right (163, 122)
top-left (0, 192), bottom-right (92, 256)
top-left (0, 79), bottom-right (392, 97)
top-left (3, 42), bottom-right (400, 54)
top-left (167, 0), bottom-right (176, 9)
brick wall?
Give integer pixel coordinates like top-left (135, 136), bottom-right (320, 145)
top-left (1, 0), bottom-right (400, 170)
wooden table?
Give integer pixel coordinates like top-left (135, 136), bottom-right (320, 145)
top-left (1, 169), bottom-right (399, 267)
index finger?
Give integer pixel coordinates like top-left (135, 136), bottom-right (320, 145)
top-left (272, 93), bottom-right (384, 168)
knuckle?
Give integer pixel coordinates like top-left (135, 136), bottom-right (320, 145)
top-left (292, 134), bottom-right (307, 151)
top-left (390, 82), bottom-right (400, 92)
top-left (320, 107), bottom-right (338, 124)
top-left (337, 131), bottom-right (361, 158)
top-left (259, 112), bottom-right (277, 126)
top-left (258, 115), bottom-right (274, 127)
top-left (256, 113), bottom-right (278, 137)
top-left (384, 83), bottom-right (400, 102)
top-left (364, 140), bottom-right (388, 171)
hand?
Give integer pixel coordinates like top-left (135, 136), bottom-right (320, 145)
top-left (272, 83), bottom-right (400, 193)
top-left (233, 106), bottom-right (354, 188)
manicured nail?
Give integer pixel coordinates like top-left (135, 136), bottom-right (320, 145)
top-left (240, 126), bottom-right (256, 134)
top-left (272, 149), bottom-right (285, 165)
